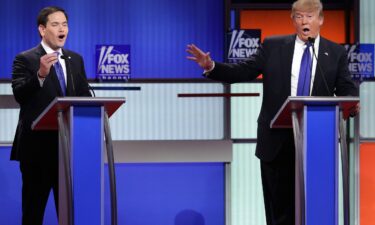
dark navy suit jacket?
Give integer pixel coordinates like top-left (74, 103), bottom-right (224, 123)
top-left (209, 35), bottom-right (358, 162)
top-left (11, 44), bottom-right (91, 163)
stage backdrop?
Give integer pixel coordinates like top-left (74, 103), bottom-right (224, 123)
top-left (0, 0), bottom-right (224, 80)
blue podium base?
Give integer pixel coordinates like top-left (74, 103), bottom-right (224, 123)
top-left (304, 105), bottom-right (338, 225)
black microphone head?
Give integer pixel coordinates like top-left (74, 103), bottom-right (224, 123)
top-left (308, 37), bottom-right (315, 45)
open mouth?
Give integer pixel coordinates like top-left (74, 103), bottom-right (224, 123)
top-left (302, 28), bottom-right (310, 34)
top-left (58, 35), bottom-right (65, 40)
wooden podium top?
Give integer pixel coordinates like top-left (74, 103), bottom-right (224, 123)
top-left (270, 96), bottom-right (360, 128)
top-left (32, 97), bottom-right (126, 130)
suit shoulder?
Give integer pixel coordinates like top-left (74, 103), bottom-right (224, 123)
top-left (320, 37), bottom-right (345, 51)
top-left (63, 49), bottom-right (83, 58)
top-left (262, 35), bottom-right (295, 50)
top-left (16, 46), bottom-right (41, 58)
top-left (264, 35), bottom-right (295, 44)
top-left (13, 45), bottom-right (42, 67)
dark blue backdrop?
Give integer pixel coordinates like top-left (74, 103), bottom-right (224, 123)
top-left (0, 0), bottom-right (224, 80)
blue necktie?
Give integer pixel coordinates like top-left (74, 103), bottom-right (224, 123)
top-left (297, 43), bottom-right (312, 96)
top-left (54, 52), bottom-right (66, 96)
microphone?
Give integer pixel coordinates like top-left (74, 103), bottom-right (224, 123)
top-left (60, 54), bottom-right (76, 95)
top-left (307, 37), bottom-right (315, 45)
top-left (60, 55), bottom-right (70, 60)
top-left (308, 37), bottom-right (331, 96)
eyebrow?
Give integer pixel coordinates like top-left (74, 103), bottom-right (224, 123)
top-left (50, 21), bottom-right (68, 25)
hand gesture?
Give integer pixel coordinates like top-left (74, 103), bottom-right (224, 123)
top-left (186, 44), bottom-right (214, 71)
top-left (38, 53), bottom-right (59, 78)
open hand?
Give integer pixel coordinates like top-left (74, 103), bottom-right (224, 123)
top-left (186, 44), bottom-right (214, 71)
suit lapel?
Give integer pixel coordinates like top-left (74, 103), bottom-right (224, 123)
top-left (281, 35), bottom-right (296, 96)
top-left (62, 49), bottom-right (75, 96)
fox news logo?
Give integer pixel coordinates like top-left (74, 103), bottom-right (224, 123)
top-left (227, 29), bottom-right (261, 63)
top-left (96, 45), bottom-right (130, 81)
top-left (345, 43), bottom-right (374, 80)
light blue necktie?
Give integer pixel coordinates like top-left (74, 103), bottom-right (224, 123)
top-left (54, 52), bottom-right (66, 96)
top-left (297, 42), bottom-right (312, 96)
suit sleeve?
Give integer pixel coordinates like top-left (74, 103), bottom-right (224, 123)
top-left (11, 54), bottom-right (42, 105)
top-left (334, 46), bottom-right (359, 96)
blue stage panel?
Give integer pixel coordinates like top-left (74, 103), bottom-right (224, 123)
top-left (1, 146), bottom-right (225, 225)
top-left (0, 146), bottom-right (22, 225)
top-left (104, 163), bottom-right (225, 225)
top-left (0, 146), bottom-right (57, 225)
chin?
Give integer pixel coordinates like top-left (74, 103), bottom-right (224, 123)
top-left (56, 43), bottom-right (65, 49)
top-left (298, 36), bottom-right (308, 42)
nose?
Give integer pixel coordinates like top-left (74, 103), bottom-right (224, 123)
top-left (58, 25), bottom-right (66, 32)
top-left (301, 16), bottom-right (308, 24)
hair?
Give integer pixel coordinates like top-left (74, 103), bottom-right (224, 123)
top-left (291, 0), bottom-right (323, 18)
top-left (37, 6), bottom-right (68, 27)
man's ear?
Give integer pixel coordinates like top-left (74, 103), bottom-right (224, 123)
top-left (319, 16), bottom-right (324, 26)
top-left (38, 25), bottom-right (45, 37)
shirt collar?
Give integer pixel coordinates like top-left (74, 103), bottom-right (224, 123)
top-left (295, 34), bottom-right (320, 49)
top-left (295, 35), bottom-right (305, 46)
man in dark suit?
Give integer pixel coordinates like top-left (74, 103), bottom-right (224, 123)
top-left (186, 0), bottom-right (359, 224)
top-left (11, 6), bottom-right (91, 225)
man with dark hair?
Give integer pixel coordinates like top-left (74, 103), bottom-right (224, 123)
top-left (36, 7), bottom-right (68, 38)
top-left (11, 6), bottom-right (91, 225)
top-left (187, 0), bottom-right (359, 224)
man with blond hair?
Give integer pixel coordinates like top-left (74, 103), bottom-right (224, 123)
top-left (187, 0), bottom-right (358, 224)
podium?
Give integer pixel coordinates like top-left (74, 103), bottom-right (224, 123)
top-left (32, 97), bottom-right (125, 225)
top-left (271, 96), bottom-right (359, 225)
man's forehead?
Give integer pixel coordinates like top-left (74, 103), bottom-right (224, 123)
top-left (47, 12), bottom-right (67, 23)
top-left (294, 10), bottom-right (317, 14)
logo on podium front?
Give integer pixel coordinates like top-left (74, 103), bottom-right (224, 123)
top-left (96, 45), bottom-right (131, 81)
